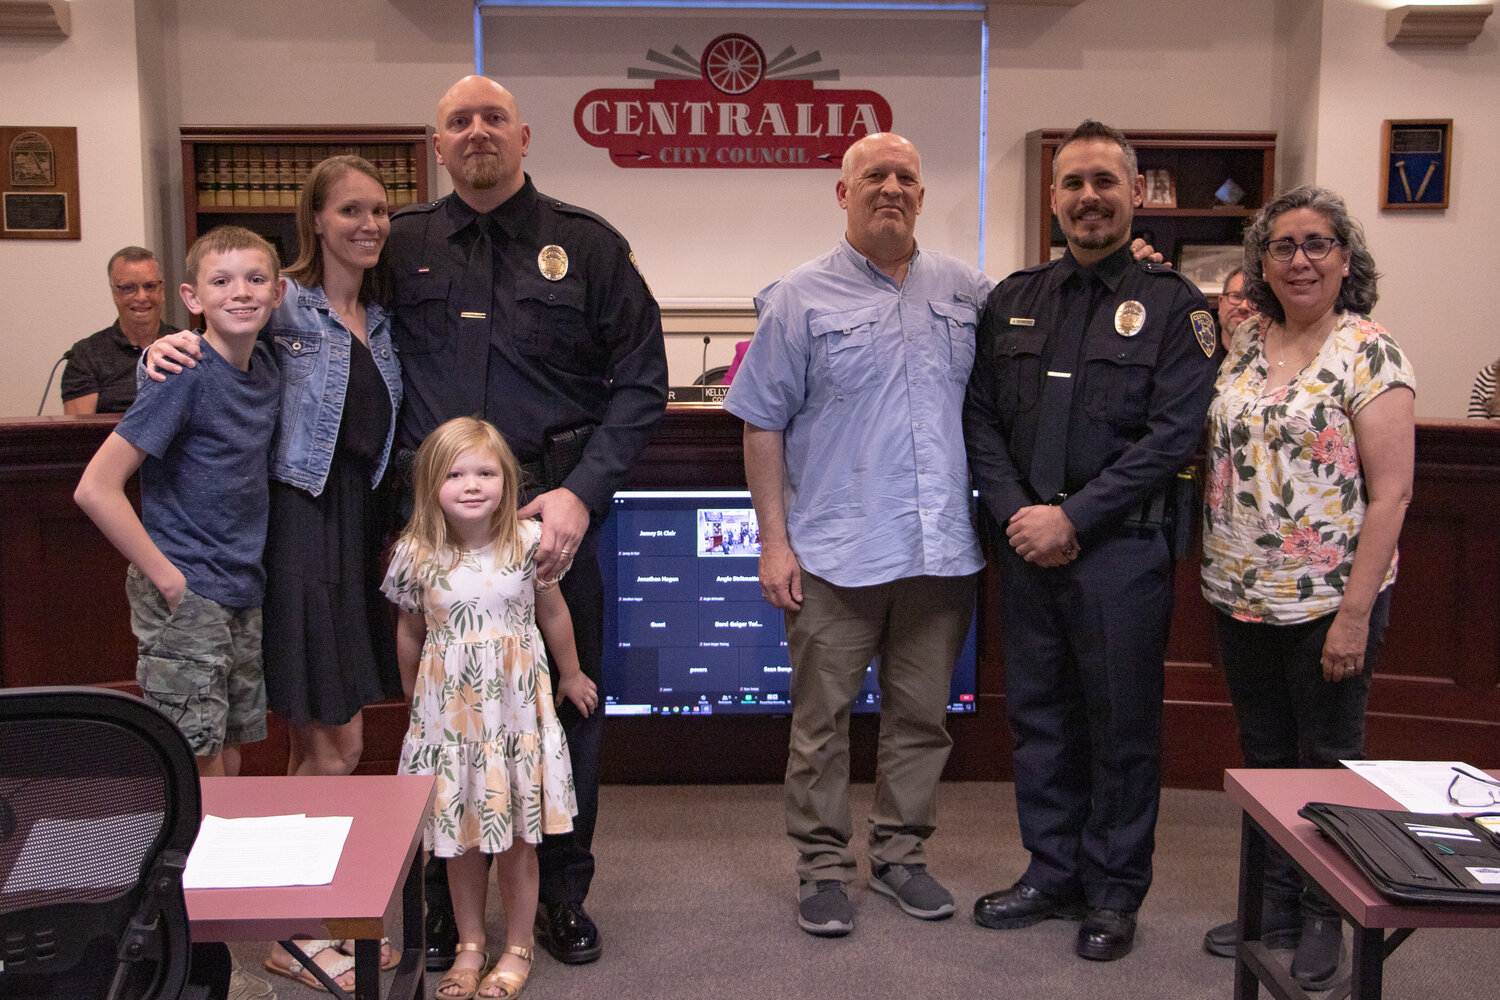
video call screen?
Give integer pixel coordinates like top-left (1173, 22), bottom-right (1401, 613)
top-left (598, 490), bottom-right (978, 716)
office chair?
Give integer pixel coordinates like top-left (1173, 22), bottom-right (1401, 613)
top-left (0, 686), bottom-right (205, 1000)
top-left (693, 364), bottom-right (732, 386)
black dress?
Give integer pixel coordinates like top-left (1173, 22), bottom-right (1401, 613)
top-left (262, 333), bottom-right (399, 726)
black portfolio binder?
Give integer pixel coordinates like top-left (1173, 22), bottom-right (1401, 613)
top-left (1299, 802), bottom-right (1500, 905)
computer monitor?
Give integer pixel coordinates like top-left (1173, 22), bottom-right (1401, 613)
top-left (598, 489), bottom-right (978, 716)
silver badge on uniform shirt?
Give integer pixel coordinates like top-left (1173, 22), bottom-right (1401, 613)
top-left (538, 245), bottom-right (569, 281)
top-left (1115, 300), bottom-right (1146, 337)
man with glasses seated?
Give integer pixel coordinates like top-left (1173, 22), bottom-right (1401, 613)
top-left (62, 246), bottom-right (180, 414)
top-left (1216, 265), bottom-right (1257, 351)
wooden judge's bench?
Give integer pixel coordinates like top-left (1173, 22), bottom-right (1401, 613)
top-left (2, 411), bottom-right (1496, 785)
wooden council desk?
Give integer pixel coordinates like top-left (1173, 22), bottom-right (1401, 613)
top-left (1225, 767), bottom-right (1500, 1000)
top-left (188, 775), bottom-right (434, 1000)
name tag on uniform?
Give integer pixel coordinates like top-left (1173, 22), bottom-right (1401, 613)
top-left (460, 312), bottom-right (487, 319)
top-left (1009, 317), bottom-right (1035, 326)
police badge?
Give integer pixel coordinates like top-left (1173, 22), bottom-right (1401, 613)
top-left (538, 245), bottom-right (569, 281)
top-left (1115, 300), bottom-right (1146, 337)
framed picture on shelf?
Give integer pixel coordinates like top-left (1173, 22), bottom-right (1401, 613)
top-left (1380, 119), bottom-right (1451, 210)
top-left (1143, 168), bottom-right (1176, 208)
top-left (1176, 243), bottom-right (1244, 296)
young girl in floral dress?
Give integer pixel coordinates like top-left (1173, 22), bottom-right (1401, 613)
top-left (383, 417), bottom-right (598, 1000)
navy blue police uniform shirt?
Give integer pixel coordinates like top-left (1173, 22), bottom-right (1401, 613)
top-left (963, 242), bottom-right (1220, 547)
top-left (387, 174), bottom-right (668, 519)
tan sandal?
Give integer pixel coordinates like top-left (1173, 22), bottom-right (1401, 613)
top-left (435, 942), bottom-right (488, 1000)
top-left (263, 938), bottom-right (356, 993)
top-left (477, 944), bottom-right (532, 999)
top-left (337, 935), bottom-right (400, 971)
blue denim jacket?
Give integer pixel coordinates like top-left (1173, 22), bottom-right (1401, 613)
top-left (265, 279), bottom-right (403, 496)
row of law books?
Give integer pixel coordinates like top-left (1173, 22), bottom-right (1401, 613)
top-left (194, 144), bottom-right (423, 208)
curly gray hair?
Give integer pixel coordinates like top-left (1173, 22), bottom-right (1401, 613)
top-left (1241, 185), bottom-right (1379, 324)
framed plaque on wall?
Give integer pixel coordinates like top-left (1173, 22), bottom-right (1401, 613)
top-left (1380, 119), bottom-right (1451, 211)
top-left (2, 126), bottom-right (80, 239)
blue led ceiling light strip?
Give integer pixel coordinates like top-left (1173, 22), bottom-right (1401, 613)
top-left (473, 0), bottom-right (989, 267)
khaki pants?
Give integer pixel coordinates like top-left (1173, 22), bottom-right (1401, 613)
top-left (784, 571), bottom-right (976, 883)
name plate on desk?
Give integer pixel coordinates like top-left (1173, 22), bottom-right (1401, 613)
top-left (668, 385), bottom-right (728, 404)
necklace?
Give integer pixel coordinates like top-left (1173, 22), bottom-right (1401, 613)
top-left (1271, 314), bottom-right (1336, 371)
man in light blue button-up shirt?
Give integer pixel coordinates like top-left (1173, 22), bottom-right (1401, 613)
top-left (723, 132), bottom-right (991, 938)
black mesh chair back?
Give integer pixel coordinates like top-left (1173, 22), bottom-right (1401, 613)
top-left (0, 687), bottom-right (201, 1000)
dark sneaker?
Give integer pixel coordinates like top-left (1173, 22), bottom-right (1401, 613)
top-left (1290, 914), bottom-right (1344, 990)
top-left (798, 879), bottom-right (854, 937)
top-left (1203, 895), bottom-right (1301, 958)
top-left (869, 863), bottom-right (955, 920)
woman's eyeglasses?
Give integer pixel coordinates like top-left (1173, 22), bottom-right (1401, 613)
top-left (1261, 237), bottom-right (1343, 263)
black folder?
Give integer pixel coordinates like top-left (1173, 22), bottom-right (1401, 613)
top-left (1299, 802), bottom-right (1500, 905)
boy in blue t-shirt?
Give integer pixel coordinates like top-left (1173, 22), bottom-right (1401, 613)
top-left (76, 225), bottom-right (284, 777)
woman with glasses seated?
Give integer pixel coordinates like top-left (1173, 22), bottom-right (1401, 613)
top-left (1215, 266), bottom-right (1257, 351)
top-left (1468, 356), bottom-right (1500, 419)
top-left (1198, 186), bottom-right (1415, 990)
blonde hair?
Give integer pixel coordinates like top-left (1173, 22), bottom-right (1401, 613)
top-left (399, 417), bottom-right (524, 574)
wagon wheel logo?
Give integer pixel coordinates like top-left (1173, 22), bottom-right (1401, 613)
top-left (701, 33), bottom-right (766, 95)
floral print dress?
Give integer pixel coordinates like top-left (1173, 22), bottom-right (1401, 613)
top-left (381, 519), bottom-right (577, 857)
top-left (1201, 312), bottom-right (1415, 624)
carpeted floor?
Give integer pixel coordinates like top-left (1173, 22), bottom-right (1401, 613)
top-left (236, 781), bottom-right (1498, 999)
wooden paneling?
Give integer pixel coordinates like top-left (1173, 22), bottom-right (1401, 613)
top-left (4, 414), bottom-right (1497, 786)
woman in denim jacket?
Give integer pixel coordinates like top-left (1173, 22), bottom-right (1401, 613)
top-left (260, 154), bottom-right (403, 784)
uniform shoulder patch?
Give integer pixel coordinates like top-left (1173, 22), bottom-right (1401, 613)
top-left (629, 251), bottom-right (652, 296)
top-left (1190, 310), bottom-right (1217, 358)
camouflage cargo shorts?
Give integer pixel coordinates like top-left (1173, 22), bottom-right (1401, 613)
top-left (125, 564), bottom-right (267, 757)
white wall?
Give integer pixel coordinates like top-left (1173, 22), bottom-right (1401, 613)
top-left (0, 0), bottom-right (155, 416)
top-left (1313, 0), bottom-right (1497, 417)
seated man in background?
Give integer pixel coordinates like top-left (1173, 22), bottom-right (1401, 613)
top-left (1216, 265), bottom-right (1255, 351)
top-left (62, 246), bottom-right (178, 414)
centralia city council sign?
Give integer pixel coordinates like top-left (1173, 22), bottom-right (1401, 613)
top-left (574, 33), bottom-right (894, 169)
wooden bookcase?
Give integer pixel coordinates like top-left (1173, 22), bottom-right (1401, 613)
top-left (1025, 129), bottom-right (1277, 297)
top-left (179, 125), bottom-right (433, 268)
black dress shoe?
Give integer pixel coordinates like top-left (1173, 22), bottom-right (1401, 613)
top-left (1076, 907), bottom-right (1136, 961)
top-left (425, 905), bottom-right (459, 971)
top-left (535, 901), bottom-right (603, 964)
top-left (1290, 914), bottom-right (1343, 990)
top-left (973, 882), bottom-right (1087, 929)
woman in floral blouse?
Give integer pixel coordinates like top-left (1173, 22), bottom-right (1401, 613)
top-left (1198, 186), bottom-right (1415, 989)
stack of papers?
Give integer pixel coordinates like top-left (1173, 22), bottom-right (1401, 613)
top-left (1342, 760), bottom-right (1497, 814)
top-left (183, 813), bottom-right (352, 889)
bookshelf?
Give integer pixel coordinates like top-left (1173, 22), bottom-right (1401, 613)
top-left (179, 125), bottom-right (433, 266)
top-left (1025, 129), bottom-right (1277, 300)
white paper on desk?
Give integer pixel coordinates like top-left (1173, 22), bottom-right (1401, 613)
top-left (184, 813), bottom-right (352, 888)
top-left (1341, 760), bottom-right (1477, 814)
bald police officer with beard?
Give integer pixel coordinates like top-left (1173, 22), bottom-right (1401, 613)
top-left (389, 75), bottom-right (667, 969)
